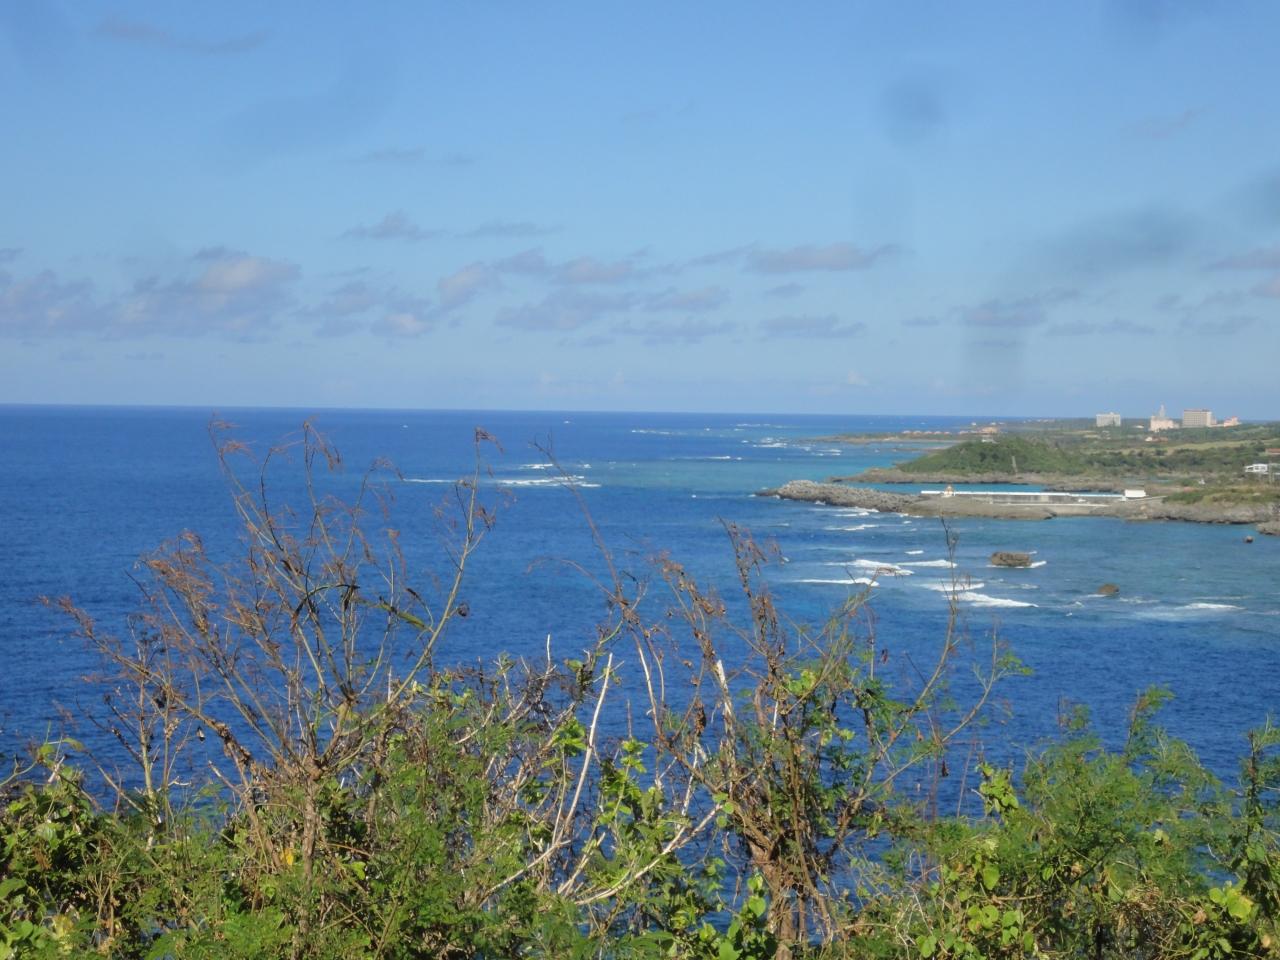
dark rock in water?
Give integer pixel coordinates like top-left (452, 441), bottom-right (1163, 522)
top-left (990, 551), bottom-right (1033, 568)
top-left (1261, 522), bottom-right (1280, 537)
top-left (1097, 583), bottom-right (1120, 596)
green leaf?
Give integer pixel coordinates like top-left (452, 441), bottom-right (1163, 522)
top-left (919, 934), bottom-right (937, 957)
top-left (981, 864), bottom-right (1000, 890)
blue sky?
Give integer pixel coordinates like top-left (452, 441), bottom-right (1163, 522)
top-left (2, 2), bottom-right (1278, 416)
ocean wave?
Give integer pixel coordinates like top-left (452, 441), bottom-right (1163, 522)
top-left (1028, 560), bottom-right (1048, 568)
top-left (518, 463), bottom-right (555, 470)
top-left (825, 523), bottom-right (879, 531)
top-left (851, 559), bottom-right (913, 576)
top-left (906, 549), bottom-right (925, 555)
top-left (1181, 602), bottom-right (1243, 611)
top-left (955, 592), bottom-right (1037, 608)
top-left (499, 475), bottom-right (601, 489)
top-left (403, 477), bottom-right (455, 484)
top-left (794, 577), bottom-right (879, 587)
top-left (921, 581), bottom-right (985, 592)
top-left (901, 559), bottom-right (956, 568)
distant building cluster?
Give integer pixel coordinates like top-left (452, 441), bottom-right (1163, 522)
top-left (1095, 412), bottom-right (1122, 427)
top-left (1142, 403), bottom-right (1240, 433)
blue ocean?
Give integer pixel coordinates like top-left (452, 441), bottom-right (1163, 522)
top-left (2, 406), bottom-right (1277, 777)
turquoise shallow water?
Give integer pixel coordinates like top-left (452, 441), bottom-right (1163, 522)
top-left (1, 406), bottom-right (1276, 775)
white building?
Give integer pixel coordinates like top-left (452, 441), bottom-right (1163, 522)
top-left (1245, 463), bottom-right (1270, 475)
top-left (1182, 408), bottom-right (1214, 429)
top-left (1095, 412), bottom-right (1121, 427)
top-left (1149, 403), bottom-right (1179, 432)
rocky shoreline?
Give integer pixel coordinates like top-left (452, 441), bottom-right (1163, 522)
top-left (840, 467), bottom-right (1140, 493)
top-left (761, 480), bottom-right (1280, 533)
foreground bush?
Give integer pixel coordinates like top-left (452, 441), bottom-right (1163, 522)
top-left (2, 426), bottom-right (1277, 958)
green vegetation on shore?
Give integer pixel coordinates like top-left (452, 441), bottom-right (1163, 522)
top-left (1165, 484), bottom-right (1280, 505)
top-left (881, 422), bottom-right (1280, 486)
top-left (896, 436), bottom-right (1082, 475)
top-left (3, 428), bottom-right (1279, 959)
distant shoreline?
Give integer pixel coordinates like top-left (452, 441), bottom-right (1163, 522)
top-left (761, 480), bottom-right (1280, 535)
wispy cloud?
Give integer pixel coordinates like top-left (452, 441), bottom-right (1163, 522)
top-left (763, 282), bottom-right (804, 299)
top-left (879, 75), bottom-right (948, 146)
top-left (902, 315), bottom-right (941, 328)
top-left (370, 298), bottom-right (435, 338)
top-left (747, 242), bottom-right (895, 274)
top-left (462, 220), bottom-right (556, 240)
top-left (960, 290), bottom-right (1076, 329)
top-left (760, 314), bottom-right (866, 339)
top-left (643, 286), bottom-right (729, 312)
top-left (496, 289), bottom-right (634, 332)
top-left (1046, 318), bottom-right (1154, 336)
top-left (302, 280), bottom-right (441, 338)
top-left (94, 16), bottom-right (267, 55)
top-left (1127, 108), bottom-right (1200, 140)
top-left (1255, 276), bottom-right (1280, 298)
top-left (2, 248), bottom-right (301, 339)
top-left (115, 249), bottom-right (299, 337)
top-left (682, 245), bottom-right (752, 269)
top-left (355, 146), bottom-right (426, 165)
top-left (0, 269), bottom-right (101, 337)
top-left (0, 247), bottom-right (21, 264)
top-left (1179, 315), bottom-right (1257, 335)
top-left (1207, 246), bottom-right (1280, 271)
top-left (437, 263), bottom-right (499, 310)
top-left (555, 256), bottom-right (636, 285)
top-left (493, 249), bottom-right (550, 274)
top-left (1049, 206), bottom-right (1197, 274)
top-left (343, 212), bottom-right (439, 242)
top-left (613, 317), bottom-right (737, 344)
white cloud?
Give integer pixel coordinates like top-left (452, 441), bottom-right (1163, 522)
top-left (748, 242), bottom-right (895, 274)
top-left (437, 262), bottom-right (499, 310)
top-left (343, 211), bottom-right (438, 242)
top-left (760, 314), bottom-right (865, 339)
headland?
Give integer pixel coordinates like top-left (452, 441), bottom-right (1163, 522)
top-left (771, 419), bottom-right (1280, 534)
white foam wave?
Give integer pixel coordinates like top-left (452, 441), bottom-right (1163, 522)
top-left (1028, 560), bottom-right (1048, 568)
top-left (403, 477), bottom-right (455, 484)
top-left (851, 559), bottom-right (913, 576)
top-left (518, 463), bottom-right (555, 471)
top-left (1181, 602), bottom-right (1243, 611)
top-left (794, 577), bottom-right (878, 587)
top-left (955, 592), bottom-right (1037, 608)
top-left (906, 549), bottom-right (925, 555)
top-left (921, 581), bottom-right (985, 592)
top-left (499, 475), bottom-right (601, 489)
top-left (901, 559), bottom-right (956, 568)
top-left (825, 524), bottom-right (879, 531)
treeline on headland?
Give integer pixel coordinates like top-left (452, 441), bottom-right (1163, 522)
top-left (856, 429), bottom-right (1280, 488)
top-left (3, 427), bottom-right (1278, 959)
